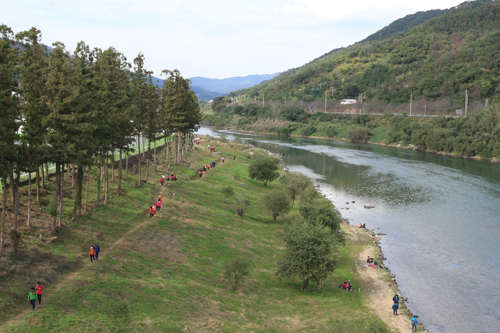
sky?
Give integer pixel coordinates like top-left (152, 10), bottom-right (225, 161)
top-left (4, 0), bottom-right (461, 79)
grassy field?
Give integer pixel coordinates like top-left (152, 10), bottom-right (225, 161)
top-left (0, 140), bottom-right (389, 332)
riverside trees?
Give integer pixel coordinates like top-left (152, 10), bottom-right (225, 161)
top-left (0, 25), bottom-right (202, 254)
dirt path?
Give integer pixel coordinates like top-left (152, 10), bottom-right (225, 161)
top-left (350, 227), bottom-right (411, 333)
top-left (0, 184), bottom-right (169, 332)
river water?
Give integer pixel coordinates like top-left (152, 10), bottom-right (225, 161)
top-left (196, 127), bottom-right (500, 333)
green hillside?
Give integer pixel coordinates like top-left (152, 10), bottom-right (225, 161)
top-left (230, 0), bottom-right (500, 106)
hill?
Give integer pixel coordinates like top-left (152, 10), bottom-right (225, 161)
top-left (230, 0), bottom-right (500, 106)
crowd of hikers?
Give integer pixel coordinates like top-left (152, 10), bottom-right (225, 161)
top-left (199, 161), bottom-right (216, 178)
top-left (159, 173), bottom-right (177, 186)
top-left (150, 195), bottom-right (163, 218)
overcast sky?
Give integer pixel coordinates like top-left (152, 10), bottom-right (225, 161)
top-left (4, 0), bottom-right (461, 79)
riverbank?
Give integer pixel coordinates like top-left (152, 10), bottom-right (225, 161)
top-left (215, 126), bottom-right (500, 163)
top-left (1, 138), bottom-right (397, 332)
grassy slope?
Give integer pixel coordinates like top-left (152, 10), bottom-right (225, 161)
top-left (1, 141), bottom-right (389, 332)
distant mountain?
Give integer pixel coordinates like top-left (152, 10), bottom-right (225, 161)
top-left (189, 73), bottom-right (280, 95)
top-left (151, 73), bottom-right (280, 101)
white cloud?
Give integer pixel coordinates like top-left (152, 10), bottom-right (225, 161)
top-left (4, 0), bottom-right (461, 78)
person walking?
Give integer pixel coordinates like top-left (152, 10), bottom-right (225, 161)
top-left (94, 244), bottom-right (100, 260)
top-left (89, 246), bottom-right (95, 263)
top-left (35, 282), bottom-right (43, 305)
top-left (160, 176), bottom-right (164, 186)
top-left (28, 287), bottom-right (37, 310)
top-left (392, 302), bottom-right (399, 315)
top-left (222, 157), bottom-right (225, 163)
top-left (149, 205), bottom-right (155, 218)
top-left (411, 315), bottom-right (418, 332)
top-left (393, 294), bottom-right (399, 304)
top-left (173, 173), bottom-right (177, 181)
top-left (233, 156), bottom-right (235, 161)
top-left (156, 200), bottom-right (161, 212)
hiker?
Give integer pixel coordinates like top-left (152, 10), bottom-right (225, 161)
top-left (162, 173), bottom-right (165, 181)
top-left (411, 315), bottom-right (418, 332)
top-left (153, 203), bottom-right (157, 215)
top-left (393, 294), bottom-right (400, 304)
top-left (203, 165), bottom-right (207, 172)
top-left (89, 246), bottom-right (96, 262)
top-left (173, 173), bottom-right (177, 181)
top-left (149, 205), bottom-right (155, 218)
top-left (35, 281), bottom-right (43, 305)
top-left (359, 223), bottom-right (366, 228)
top-left (233, 156), bottom-right (235, 161)
top-left (347, 280), bottom-right (352, 291)
top-left (367, 256), bottom-right (373, 264)
top-left (166, 174), bottom-right (171, 182)
top-left (158, 196), bottom-right (162, 205)
top-left (207, 164), bottom-right (210, 170)
top-left (222, 156), bottom-right (225, 163)
top-left (156, 200), bottom-right (161, 211)
top-left (94, 244), bottom-right (100, 260)
top-left (198, 170), bottom-right (202, 178)
top-left (28, 287), bottom-right (37, 310)
top-left (160, 176), bottom-right (164, 186)
top-left (392, 301), bottom-right (399, 315)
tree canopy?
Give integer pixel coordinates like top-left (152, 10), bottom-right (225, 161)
top-left (248, 155), bottom-right (280, 186)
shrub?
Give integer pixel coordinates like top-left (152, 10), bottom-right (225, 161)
top-left (326, 126), bottom-right (337, 138)
top-left (261, 189), bottom-right (291, 222)
top-left (234, 197), bottom-right (250, 217)
top-left (300, 124), bottom-right (316, 136)
top-left (224, 258), bottom-right (250, 290)
top-left (221, 186), bottom-right (235, 198)
top-left (104, 301), bottom-right (130, 323)
top-left (233, 174), bottom-right (240, 180)
top-left (348, 127), bottom-right (372, 143)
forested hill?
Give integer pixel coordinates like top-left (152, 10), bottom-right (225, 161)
top-left (229, 0), bottom-right (500, 106)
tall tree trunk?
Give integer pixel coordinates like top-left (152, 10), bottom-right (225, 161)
top-left (14, 172), bottom-right (20, 232)
top-left (52, 163), bottom-right (59, 234)
top-left (58, 164), bottom-right (64, 227)
top-left (164, 137), bottom-right (168, 172)
top-left (111, 154), bottom-right (115, 182)
top-left (84, 165), bottom-right (91, 213)
top-left (126, 155), bottom-right (129, 174)
top-left (142, 135), bottom-right (145, 159)
top-left (177, 133), bottom-right (181, 165)
top-left (27, 172), bottom-right (32, 227)
top-left (72, 166), bottom-right (79, 221)
top-left (71, 164), bottom-right (75, 189)
top-left (1, 177), bottom-right (6, 257)
top-left (138, 135), bottom-right (142, 185)
top-left (97, 161), bottom-right (101, 206)
top-left (154, 140), bottom-right (157, 172)
top-left (145, 144), bottom-right (150, 181)
top-left (41, 164), bottom-right (45, 188)
top-left (104, 155), bottom-right (109, 205)
top-left (36, 167), bottom-right (40, 202)
top-left (9, 170), bottom-right (14, 204)
top-left (77, 165), bottom-right (83, 217)
top-left (118, 149), bottom-right (123, 195)
top-left (45, 163), bottom-right (49, 182)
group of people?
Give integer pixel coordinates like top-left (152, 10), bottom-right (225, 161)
top-left (391, 294), bottom-right (419, 331)
top-left (366, 256), bottom-right (379, 268)
top-left (149, 196), bottom-right (162, 218)
top-left (339, 280), bottom-right (353, 291)
top-left (209, 145), bottom-right (216, 152)
top-left (27, 281), bottom-right (43, 310)
top-left (89, 244), bottom-right (100, 262)
top-left (199, 161), bottom-right (216, 178)
top-left (159, 173), bottom-right (177, 186)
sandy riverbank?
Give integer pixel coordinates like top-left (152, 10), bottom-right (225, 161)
top-left (346, 223), bottom-right (427, 333)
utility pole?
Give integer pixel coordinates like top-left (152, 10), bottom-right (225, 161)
top-left (465, 88), bottom-right (468, 117)
top-left (424, 104), bottom-right (427, 117)
top-left (325, 92), bottom-right (327, 112)
top-left (409, 91), bottom-right (413, 117)
top-left (285, 94), bottom-right (286, 105)
top-left (485, 98), bottom-right (488, 109)
top-left (331, 86), bottom-right (334, 95)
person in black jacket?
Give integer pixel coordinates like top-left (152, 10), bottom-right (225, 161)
top-left (94, 244), bottom-right (100, 260)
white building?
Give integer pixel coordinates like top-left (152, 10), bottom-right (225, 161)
top-left (340, 99), bottom-right (357, 105)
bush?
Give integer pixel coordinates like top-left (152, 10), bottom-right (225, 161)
top-left (221, 186), bottom-right (235, 198)
top-left (299, 184), bottom-right (318, 205)
top-left (326, 126), bottom-right (337, 138)
top-left (104, 301), bottom-right (130, 322)
top-left (224, 258), bottom-right (250, 290)
top-left (47, 201), bottom-right (58, 217)
top-left (233, 174), bottom-right (240, 180)
top-left (300, 124), bottom-right (316, 136)
top-left (234, 197), bottom-right (250, 217)
top-left (347, 127), bottom-right (372, 143)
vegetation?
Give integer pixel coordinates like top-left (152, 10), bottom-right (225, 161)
top-left (248, 155), bottom-right (280, 186)
top-left (204, 103), bottom-right (500, 159)
top-left (223, 257), bottom-right (251, 290)
top-left (261, 189), bottom-right (292, 222)
top-left (0, 139), bottom-right (390, 332)
top-left (276, 221), bottom-right (339, 291)
top-left (279, 173), bottom-right (312, 207)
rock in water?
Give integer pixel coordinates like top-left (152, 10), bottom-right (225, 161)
top-left (364, 204), bottom-right (375, 209)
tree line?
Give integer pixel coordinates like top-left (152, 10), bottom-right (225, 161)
top-left (0, 25), bottom-right (202, 255)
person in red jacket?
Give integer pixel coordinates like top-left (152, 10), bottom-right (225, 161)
top-left (156, 200), bottom-right (161, 212)
top-left (35, 281), bottom-right (44, 305)
top-left (166, 174), bottom-right (170, 182)
top-left (149, 206), bottom-right (155, 218)
top-left (173, 174), bottom-right (177, 181)
top-left (160, 177), bottom-right (164, 186)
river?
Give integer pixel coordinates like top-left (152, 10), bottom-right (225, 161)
top-left (195, 127), bottom-right (500, 333)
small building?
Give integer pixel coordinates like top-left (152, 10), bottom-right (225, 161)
top-left (340, 99), bottom-right (357, 105)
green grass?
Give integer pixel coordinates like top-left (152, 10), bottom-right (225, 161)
top-left (1, 142), bottom-right (390, 332)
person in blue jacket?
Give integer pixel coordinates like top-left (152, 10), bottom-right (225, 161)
top-left (393, 294), bottom-right (399, 304)
top-left (392, 302), bottom-right (399, 315)
top-left (94, 244), bottom-right (100, 260)
top-left (411, 315), bottom-right (418, 332)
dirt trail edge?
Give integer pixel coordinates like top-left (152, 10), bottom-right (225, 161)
top-left (350, 226), bottom-right (412, 333)
top-left (0, 185), bottom-right (168, 332)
